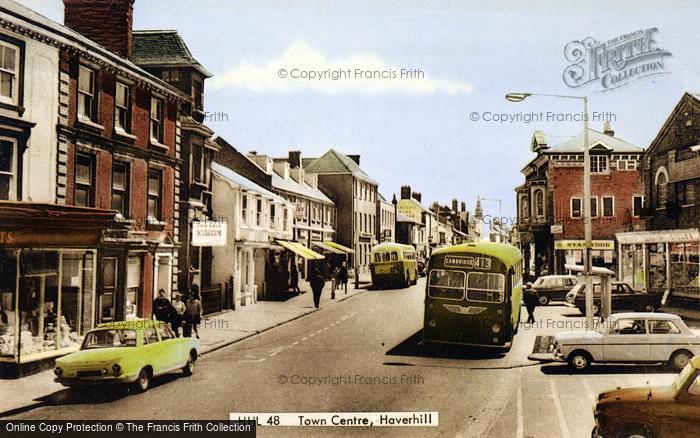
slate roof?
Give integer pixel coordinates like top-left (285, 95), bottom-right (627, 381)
top-left (132, 30), bottom-right (212, 77)
top-left (546, 129), bottom-right (642, 153)
top-left (212, 162), bottom-right (288, 204)
top-left (303, 149), bottom-right (377, 184)
top-left (270, 171), bottom-right (334, 205)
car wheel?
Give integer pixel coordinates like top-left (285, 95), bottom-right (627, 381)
top-left (613, 424), bottom-right (655, 438)
top-left (134, 368), bottom-right (150, 393)
top-left (669, 350), bottom-right (693, 372)
top-left (567, 351), bottom-right (591, 371)
top-left (183, 354), bottom-right (195, 376)
top-left (539, 295), bottom-right (550, 306)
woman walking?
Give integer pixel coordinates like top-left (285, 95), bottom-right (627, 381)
top-left (184, 284), bottom-right (203, 338)
top-left (309, 268), bottom-right (325, 309)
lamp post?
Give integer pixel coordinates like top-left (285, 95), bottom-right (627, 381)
top-left (506, 92), bottom-right (594, 330)
top-left (482, 198), bottom-right (503, 242)
top-left (392, 194), bottom-right (398, 243)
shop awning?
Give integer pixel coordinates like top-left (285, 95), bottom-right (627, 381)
top-left (616, 228), bottom-right (700, 245)
top-left (311, 241), bottom-right (345, 254)
top-left (323, 241), bottom-right (355, 254)
top-left (277, 240), bottom-right (325, 260)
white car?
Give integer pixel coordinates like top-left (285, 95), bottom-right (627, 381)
top-left (552, 313), bottom-right (700, 371)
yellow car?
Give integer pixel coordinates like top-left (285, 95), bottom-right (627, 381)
top-left (54, 319), bottom-right (199, 392)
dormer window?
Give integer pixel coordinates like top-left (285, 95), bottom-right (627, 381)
top-left (590, 155), bottom-right (608, 173)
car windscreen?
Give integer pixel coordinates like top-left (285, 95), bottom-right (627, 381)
top-left (82, 329), bottom-right (137, 349)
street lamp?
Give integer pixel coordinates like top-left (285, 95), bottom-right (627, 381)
top-left (392, 194), bottom-right (398, 243)
top-left (506, 92), bottom-right (594, 330)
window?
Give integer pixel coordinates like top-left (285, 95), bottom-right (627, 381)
top-left (571, 197), bottom-right (582, 218)
top-left (0, 41), bottom-right (19, 105)
top-left (617, 159), bottom-right (637, 170)
top-left (111, 162), bottom-right (129, 216)
top-left (193, 79), bottom-right (203, 110)
top-left (256, 198), bottom-right (263, 226)
top-left (633, 195), bottom-right (644, 217)
top-left (114, 82), bottom-right (131, 132)
top-left (74, 153), bottom-right (95, 207)
top-left (520, 196), bottom-right (529, 219)
top-left (147, 169), bottom-right (162, 220)
top-left (676, 181), bottom-right (696, 206)
top-left (241, 195), bottom-right (248, 223)
top-left (655, 168), bottom-right (668, 207)
top-left (270, 204), bottom-right (276, 228)
top-left (192, 140), bottom-right (203, 183)
top-left (534, 190), bottom-right (544, 217)
top-left (602, 196), bottom-right (614, 217)
top-left (283, 207), bottom-right (289, 232)
top-left (590, 197), bottom-right (598, 218)
top-left (590, 155), bottom-right (608, 173)
top-left (0, 138), bottom-right (17, 200)
top-left (648, 320), bottom-right (681, 335)
top-left (144, 327), bottom-right (159, 344)
top-left (150, 97), bottom-right (164, 143)
top-left (428, 269), bottom-right (466, 300)
top-left (78, 66), bottom-right (96, 122)
top-left (466, 272), bottom-right (505, 303)
top-left (610, 319), bottom-right (646, 335)
top-left (161, 69), bottom-right (180, 82)
top-left (156, 323), bottom-right (174, 340)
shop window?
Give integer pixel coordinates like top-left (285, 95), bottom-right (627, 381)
top-left (590, 155), bottom-right (608, 173)
top-left (149, 97), bottom-right (164, 143)
top-left (147, 168), bottom-right (162, 220)
top-left (0, 41), bottom-right (20, 106)
top-left (77, 65), bottom-right (97, 123)
top-left (0, 137), bottom-right (18, 200)
top-left (111, 162), bottom-right (130, 217)
top-left (602, 197), bottom-right (614, 217)
top-left (74, 153), bottom-right (95, 207)
top-left (571, 198), bottom-right (582, 218)
top-left (633, 196), bottom-right (644, 217)
top-left (114, 81), bottom-right (131, 133)
top-left (670, 243), bottom-right (700, 298)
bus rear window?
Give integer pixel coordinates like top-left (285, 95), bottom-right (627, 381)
top-left (466, 272), bottom-right (505, 303)
top-left (428, 269), bottom-right (465, 300)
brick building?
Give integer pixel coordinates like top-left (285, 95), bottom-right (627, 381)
top-left (516, 125), bottom-right (645, 278)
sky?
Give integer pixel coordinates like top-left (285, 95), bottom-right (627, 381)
top-left (18, 0), bottom-right (700, 225)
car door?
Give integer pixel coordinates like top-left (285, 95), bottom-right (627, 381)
top-left (603, 318), bottom-right (650, 362)
top-left (156, 322), bottom-right (181, 369)
top-left (647, 319), bottom-right (683, 361)
top-left (142, 326), bottom-right (165, 374)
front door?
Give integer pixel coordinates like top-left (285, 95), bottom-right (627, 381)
top-left (603, 318), bottom-right (650, 362)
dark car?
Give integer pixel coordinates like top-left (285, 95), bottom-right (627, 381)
top-left (592, 355), bottom-right (700, 438)
top-left (574, 281), bottom-right (662, 316)
top-left (530, 275), bottom-right (578, 305)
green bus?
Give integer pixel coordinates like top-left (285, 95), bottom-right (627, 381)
top-left (423, 242), bottom-right (523, 350)
top-left (370, 242), bottom-right (419, 288)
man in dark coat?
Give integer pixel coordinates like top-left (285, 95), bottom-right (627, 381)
top-left (338, 261), bottom-right (349, 294)
top-left (523, 282), bottom-right (539, 324)
top-left (153, 289), bottom-right (174, 323)
top-left (309, 268), bottom-right (325, 309)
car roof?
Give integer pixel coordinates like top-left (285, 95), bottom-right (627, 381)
top-left (94, 319), bottom-right (165, 331)
top-left (538, 275), bottom-right (576, 279)
top-left (609, 312), bottom-right (682, 321)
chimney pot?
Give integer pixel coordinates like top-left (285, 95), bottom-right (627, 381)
top-left (288, 150), bottom-right (301, 168)
top-left (63, 0), bottom-right (136, 59)
top-left (412, 192), bottom-right (422, 203)
top-left (400, 186), bottom-right (411, 200)
top-left (603, 121), bottom-right (615, 136)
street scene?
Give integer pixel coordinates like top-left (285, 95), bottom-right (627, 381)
top-left (1, 0), bottom-right (700, 437)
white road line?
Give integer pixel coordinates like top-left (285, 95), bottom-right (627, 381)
top-left (269, 352), bottom-right (277, 357)
top-left (301, 337), bottom-right (308, 341)
top-left (237, 358), bottom-right (265, 363)
top-left (309, 333), bottom-right (316, 337)
top-left (550, 380), bottom-right (571, 438)
top-left (516, 368), bottom-right (524, 438)
top-left (316, 329), bottom-right (323, 334)
top-left (291, 341), bottom-right (299, 346)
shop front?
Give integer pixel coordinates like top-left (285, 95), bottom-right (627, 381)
top-left (616, 229), bottom-right (700, 306)
top-left (0, 203), bottom-right (115, 368)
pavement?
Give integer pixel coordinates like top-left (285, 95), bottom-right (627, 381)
top-left (0, 277), bottom-right (370, 418)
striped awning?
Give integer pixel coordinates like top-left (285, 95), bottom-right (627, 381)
top-left (311, 241), bottom-right (345, 255)
top-left (323, 241), bottom-right (355, 254)
top-left (277, 240), bottom-right (325, 260)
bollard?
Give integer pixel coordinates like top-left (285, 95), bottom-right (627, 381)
top-left (331, 278), bottom-right (336, 299)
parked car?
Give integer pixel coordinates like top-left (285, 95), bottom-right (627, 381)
top-left (564, 276), bottom-right (602, 305)
top-left (54, 319), bottom-right (199, 392)
top-left (551, 312), bottom-right (700, 371)
top-left (592, 355), bottom-right (700, 438)
top-left (571, 281), bottom-right (662, 316)
top-left (529, 275), bottom-right (578, 305)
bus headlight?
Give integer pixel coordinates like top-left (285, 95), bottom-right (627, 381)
top-left (54, 367), bottom-right (63, 376)
top-left (491, 324), bottom-right (501, 334)
top-left (492, 337), bottom-right (499, 343)
top-left (497, 309), bottom-right (503, 315)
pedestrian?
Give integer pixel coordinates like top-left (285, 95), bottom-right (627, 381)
top-left (309, 267), bottom-right (325, 309)
top-left (184, 284), bottom-right (203, 339)
top-left (339, 261), bottom-right (349, 295)
top-left (171, 292), bottom-right (186, 337)
top-left (290, 263), bottom-right (301, 294)
top-left (152, 289), bottom-right (174, 323)
top-left (523, 282), bottom-right (539, 324)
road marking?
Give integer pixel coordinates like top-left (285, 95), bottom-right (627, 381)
top-left (269, 352), bottom-right (277, 357)
top-left (237, 358), bottom-right (265, 363)
top-left (459, 371), bottom-right (515, 437)
top-left (516, 368), bottom-right (524, 438)
top-left (550, 380), bottom-right (571, 438)
top-left (291, 341), bottom-right (299, 346)
top-left (309, 333), bottom-right (316, 337)
top-left (301, 337), bottom-right (308, 341)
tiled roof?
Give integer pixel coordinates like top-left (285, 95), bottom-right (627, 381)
top-left (546, 129), bottom-right (642, 153)
top-left (303, 149), bottom-right (377, 184)
top-left (132, 30), bottom-right (212, 77)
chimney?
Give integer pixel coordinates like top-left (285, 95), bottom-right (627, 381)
top-left (347, 154), bottom-right (360, 165)
top-left (412, 192), bottom-right (422, 203)
top-left (400, 185), bottom-right (411, 200)
top-left (603, 121), bottom-right (614, 137)
top-left (64, 0), bottom-right (136, 59)
top-left (461, 202), bottom-right (466, 212)
top-left (288, 150), bottom-right (301, 168)
top-left (451, 199), bottom-right (458, 212)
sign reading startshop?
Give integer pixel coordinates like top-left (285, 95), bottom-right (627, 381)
top-left (192, 221), bottom-right (227, 247)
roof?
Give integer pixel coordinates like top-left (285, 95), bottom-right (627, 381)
top-left (371, 242), bottom-right (416, 253)
top-left (546, 128), bottom-right (642, 154)
top-left (398, 197), bottom-right (431, 213)
top-left (212, 162), bottom-right (288, 204)
top-left (645, 92), bottom-right (700, 157)
top-left (132, 30), bottom-right (212, 77)
top-left (431, 241), bottom-right (522, 267)
top-left (303, 149), bottom-right (377, 184)
top-left (396, 211), bottom-right (422, 225)
top-left (271, 171), bottom-right (333, 204)
top-left (0, 0), bottom-right (185, 100)
top-left (607, 312), bottom-right (682, 321)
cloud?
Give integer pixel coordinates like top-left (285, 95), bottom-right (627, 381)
top-left (209, 41), bottom-right (472, 95)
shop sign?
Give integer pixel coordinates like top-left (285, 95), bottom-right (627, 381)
top-left (550, 224), bottom-right (563, 234)
top-left (554, 240), bottom-right (615, 250)
top-left (192, 221), bottom-right (227, 247)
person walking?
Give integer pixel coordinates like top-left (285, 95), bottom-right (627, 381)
top-left (339, 261), bottom-right (349, 295)
top-left (309, 268), bottom-right (325, 309)
top-left (523, 282), bottom-right (539, 324)
top-left (184, 284), bottom-right (203, 339)
top-left (290, 263), bottom-right (301, 294)
top-left (152, 289), bottom-right (175, 323)
top-left (171, 292), bottom-right (186, 337)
